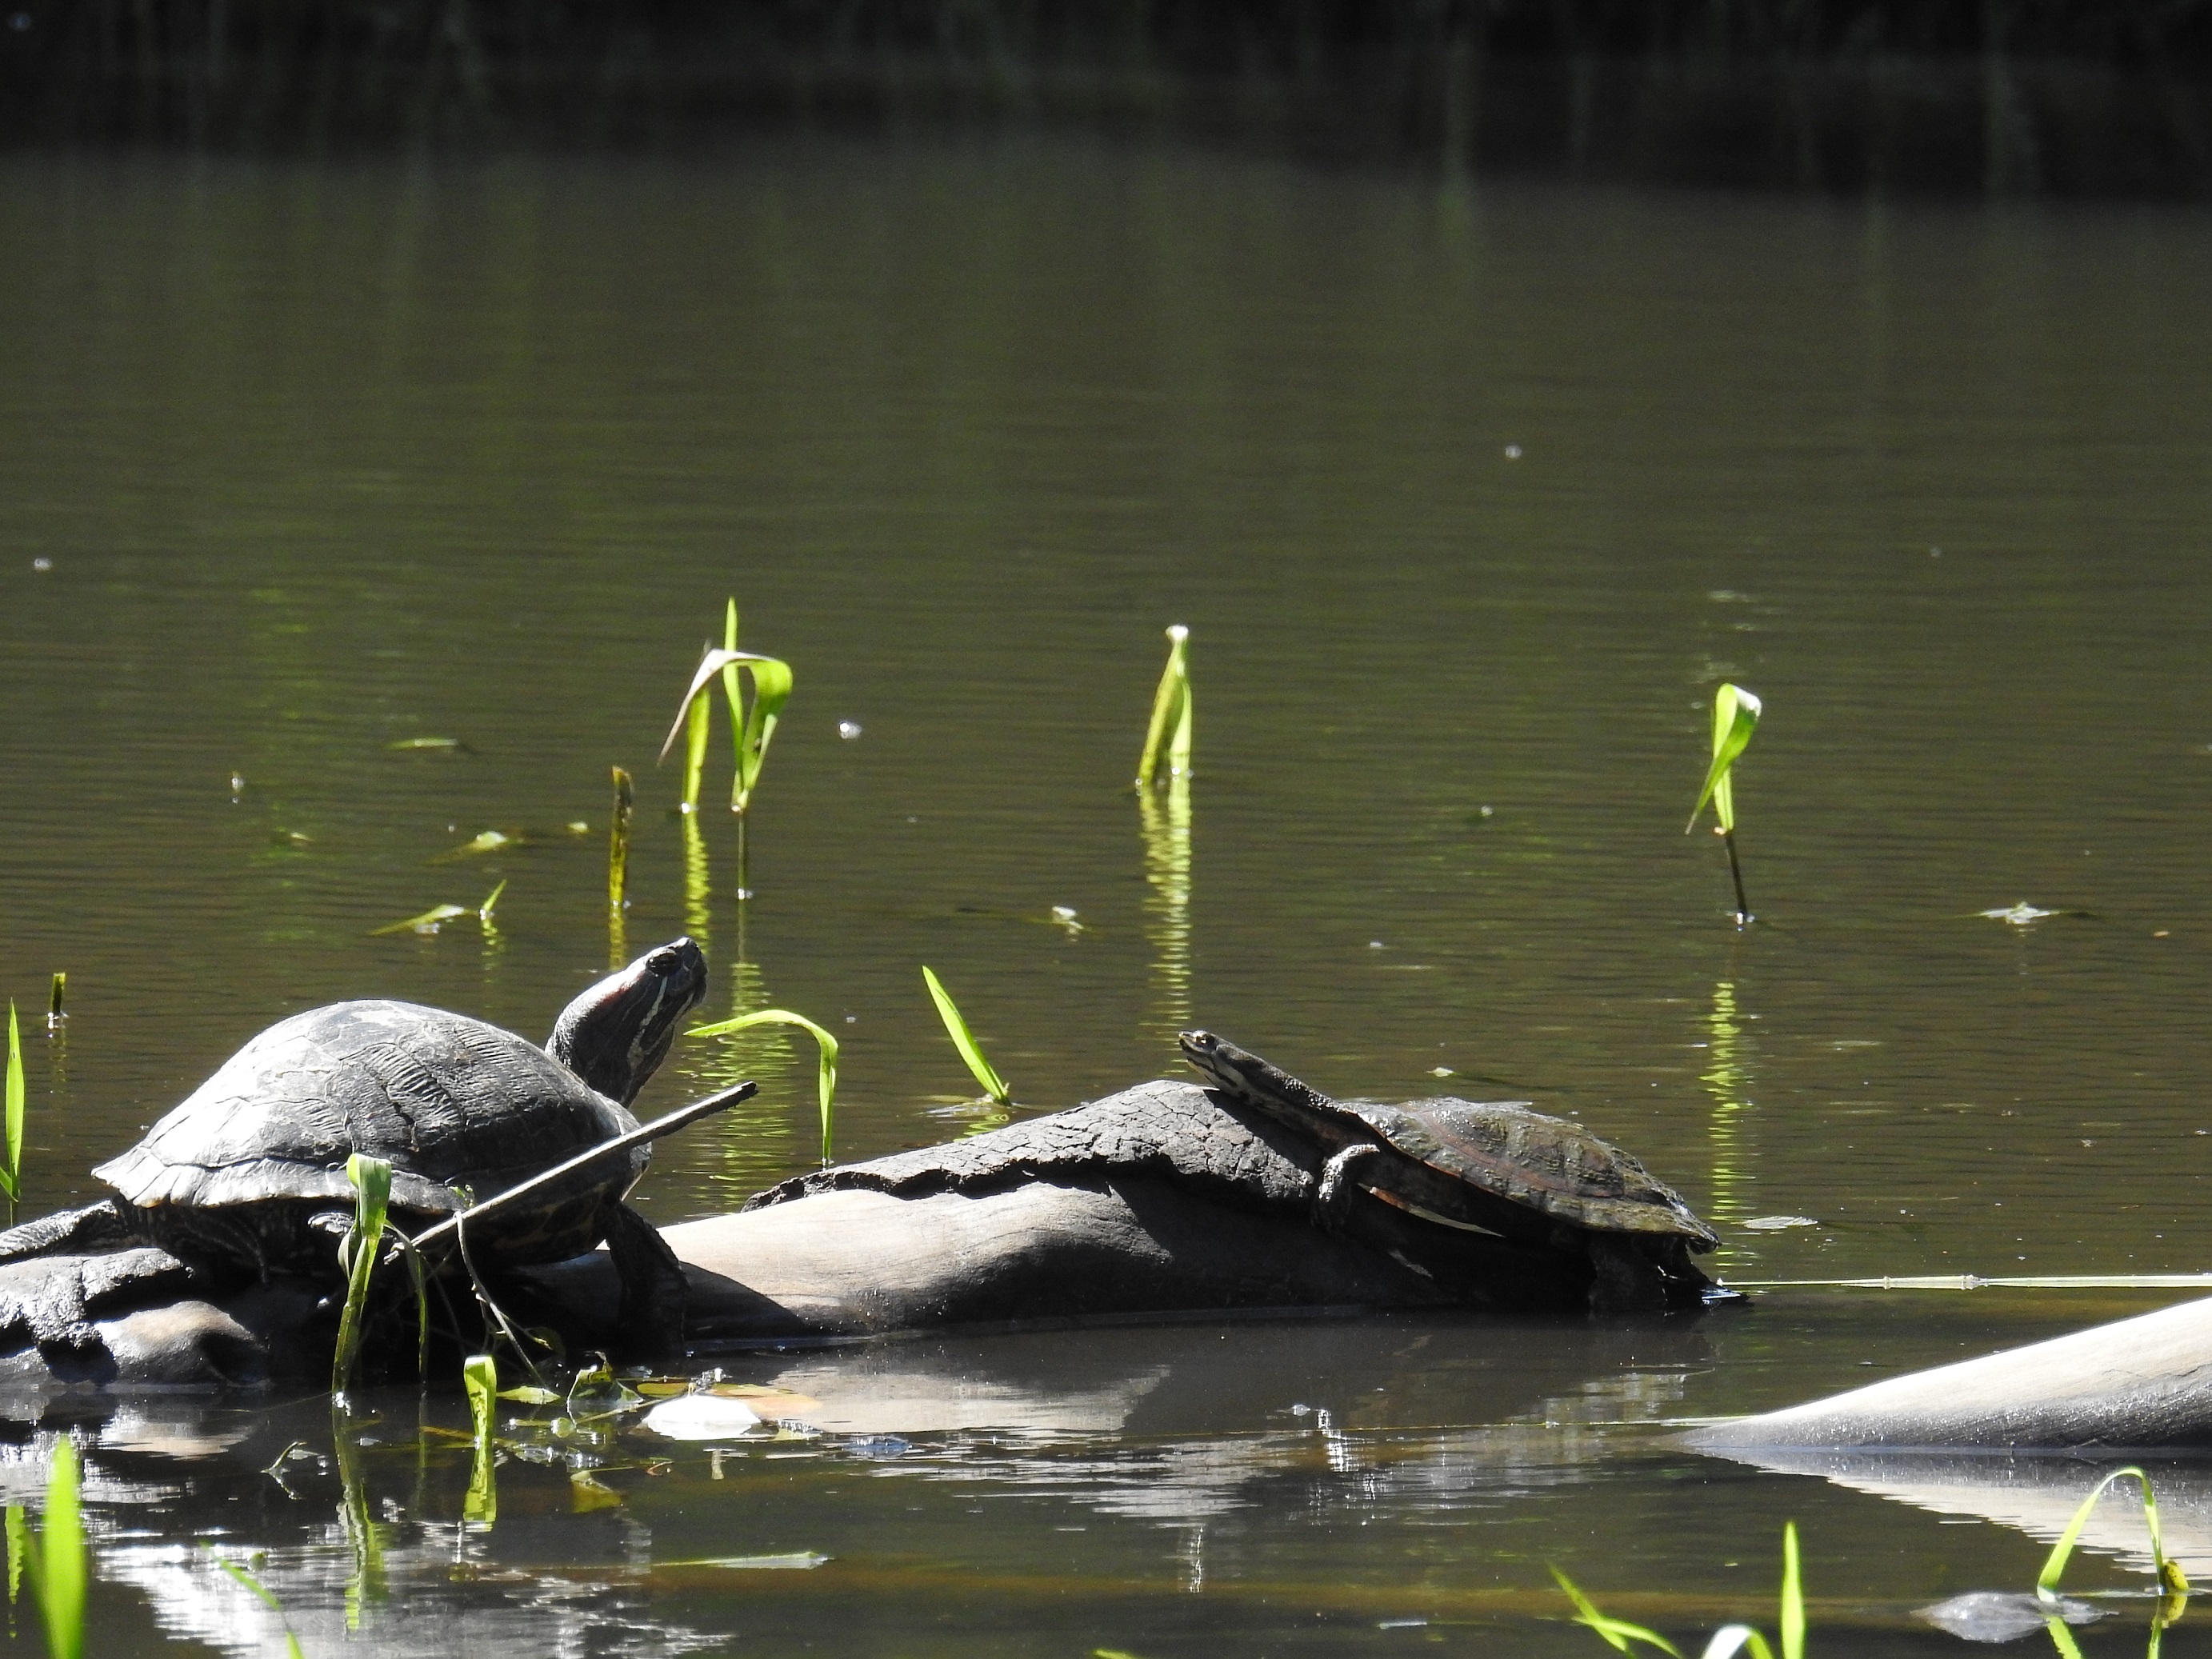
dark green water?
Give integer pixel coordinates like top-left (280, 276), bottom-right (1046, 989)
top-left (5, 138), bottom-right (2212, 1653)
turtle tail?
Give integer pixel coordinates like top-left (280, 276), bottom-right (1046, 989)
top-left (0, 1201), bottom-right (138, 1264)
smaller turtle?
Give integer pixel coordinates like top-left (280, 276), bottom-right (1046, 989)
top-left (1179, 1030), bottom-right (1726, 1311)
top-left (0, 939), bottom-right (711, 1354)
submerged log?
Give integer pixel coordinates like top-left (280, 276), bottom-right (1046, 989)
top-left (1684, 1292), bottom-right (2212, 1452)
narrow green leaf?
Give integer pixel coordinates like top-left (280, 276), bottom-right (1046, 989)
top-left (1135, 625), bottom-right (1191, 788)
top-left (688, 1009), bottom-right (839, 1164)
top-left (4, 1505), bottom-right (21, 1605)
top-left (45, 973), bottom-right (63, 1026)
top-left (498, 1385), bottom-right (562, 1405)
top-left (433, 829), bottom-right (513, 861)
top-left (2038, 1466), bottom-right (2186, 1601)
top-left (370, 903), bottom-right (471, 937)
top-left (1550, 1565), bottom-right (1686, 1657)
top-left (921, 967), bottom-right (1011, 1105)
top-left (37, 1438), bottom-right (84, 1659)
top-left (2, 1002), bottom-right (22, 1204)
top-left (658, 646), bottom-right (747, 768)
top-left (478, 879), bottom-right (506, 924)
top-left (330, 1154), bottom-right (392, 1398)
top-left (463, 1353), bottom-right (498, 1525)
top-left (1778, 1521), bottom-right (1802, 1659)
top-left (1687, 684), bottom-right (1762, 833)
top-left (733, 656), bottom-right (794, 816)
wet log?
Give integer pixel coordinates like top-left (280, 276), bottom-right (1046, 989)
top-left (1684, 1292), bottom-right (2212, 1451)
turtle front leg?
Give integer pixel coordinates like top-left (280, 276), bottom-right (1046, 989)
top-left (1310, 1143), bottom-right (1382, 1232)
top-left (601, 1202), bottom-right (688, 1362)
top-left (0, 1201), bottom-right (137, 1264)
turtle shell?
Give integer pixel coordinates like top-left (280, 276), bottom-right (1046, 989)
top-left (1342, 1097), bottom-right (1718, 1247)
top-left (94, 1000), bottom-right (645, 1272)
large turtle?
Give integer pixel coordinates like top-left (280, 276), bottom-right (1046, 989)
top-left (1178, 1030), bottom-right (1726, 1311)
top-left (0, 938), bottom-right (710, 1350)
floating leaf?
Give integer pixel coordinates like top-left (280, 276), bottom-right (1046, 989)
top-left (370, 903), bottom-right (470, 937)
top-left (434, 830), bottom-right (513, 861)
top-left (1981, 901), bottom-right (2058, 925)
top-left (387, 737), bottom-right (465, 750)
top-left (497, 1385), bottom-right (560, 1405)
top-left (922, 967), bottom-right (1010, 1106)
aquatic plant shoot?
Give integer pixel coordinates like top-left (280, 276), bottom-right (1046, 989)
top-left (1, 1003), bottom-right (20, 1216)
top-left (45, 973), bottom-right (63, 1029)
top-left (463, 1352), bottom-right (498, 1524)
top-left (608, 765), bottom-right (634, 913)
top-left (1136, 624), bottom-right (1193, 788)
top-left (659, 600), bottom-right (795, 816)
top-left (1687, 682), bottom-right (1762, 925)
top-left (689, 1009), bottom-right (839, 1163)
top-left (1554, 1521), bottom-right (1801, 1659)
top-left (2037, 1466), bottom-right (2187, 1601)
top-left (922, 965), bottom-right (1012, 1105)
top-left (331, 1152), bottom-right (393, 1400)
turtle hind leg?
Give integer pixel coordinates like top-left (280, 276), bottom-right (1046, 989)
top-left (0, 1201), bottom-right (136, 1264)
top-left (1310, 1143), bottom-right (1383, 1233)
top-left (601, 1202), bottom-right (687, 1363)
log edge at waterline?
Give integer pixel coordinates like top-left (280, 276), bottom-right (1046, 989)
top-left (1682, 1291), bottom-right (2212, 1452)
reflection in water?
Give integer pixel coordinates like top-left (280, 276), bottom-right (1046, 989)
top-left (681, 952), bottom-right (807, 1201)
top-left (1139, 773), bottom-right (1193, 1045)
top-left (681, 814), bottom-right (710, 951)
top-left (1702, 979), bottom-right (1756, 1237)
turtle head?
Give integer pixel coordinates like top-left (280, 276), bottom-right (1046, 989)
top-left (548, 937), bottom-right (709, 1105)
top-left (1178, 1030), bottom-right (1331, 1117)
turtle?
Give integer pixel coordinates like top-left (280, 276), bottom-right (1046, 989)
top-left (1178, 1029), bottom-right (1726, 1311)
top-left (0, 937), bottom-right (710, 1353)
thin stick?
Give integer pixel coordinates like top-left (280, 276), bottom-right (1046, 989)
top-left (1733, 1273), bottom-right (2212, 1290)
top-left (409, 1081), bottom-right (757, 1255)
top-left (1722, 828), bottom-right (1753, 925)
top-left (608, 766), bottom-right (634, 913)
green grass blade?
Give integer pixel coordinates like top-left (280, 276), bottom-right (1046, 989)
top-left (478, 879), bottom-right (506, 924)
top-left (2038, 1466), bottom-right (2144, 1600)
top-left (683, 684), bottom-right (711, 808)
top-left (463, 1353), bottom-right (498, 1525)
top-left (370, 903), bottom-right (470, 937)
top-left (732, 656), bottom-right (794, 816)
top-left (1135, 625), bottom-right (1190, 788)
top-left (1778, 1521), bottom-right (1803, 1659)
top-left (1550, 1565), bottom-right (1686, 1657)
top-left (1687, 684), bottom-right (1762, 833)
top-left (46, 973), bottom-right (63, 1028)
top-left (37, 1438), bottom-right (84, 1659)
top-left (330, 1153), bottom-right (392, 1399)
top-left (5, 1505), bottom-right (21, 1605)
top-left (659, 645), bottom-right (747, 795)
top-left (688, 1009), bottom-right (840, 1164)
top-left (2, 1001), bottom-right (21, 1205)
top-left (1168, 671), bottom-right (1193, 777)
top-left (719, 598), bottom-right (743, 801)
top-left (922, 967), bottom-right (1011, 1105)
